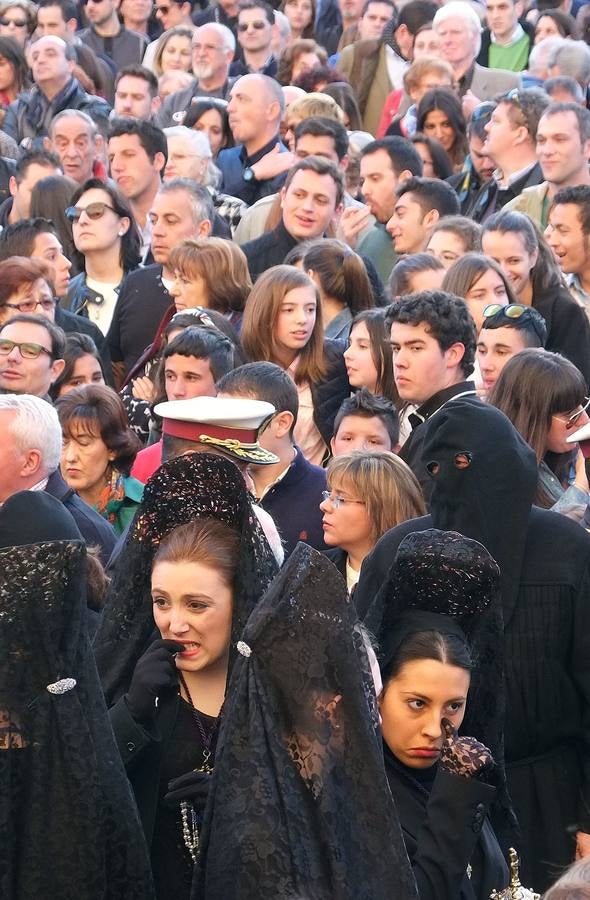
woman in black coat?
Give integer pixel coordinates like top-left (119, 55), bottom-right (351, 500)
top-left (376, 529), bottom-right (510, 899)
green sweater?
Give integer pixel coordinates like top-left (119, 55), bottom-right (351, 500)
top-left (488, 32), bottom-right (530, 72)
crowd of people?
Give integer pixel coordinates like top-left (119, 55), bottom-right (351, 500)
top-left (1, 0), bottom-right (590, 896)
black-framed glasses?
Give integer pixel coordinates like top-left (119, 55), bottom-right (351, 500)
top-left (0, 339), bottom-right (52, 359)
top-left (237, 19), bottom-right (268, 30)
top-left (483, 303), bottom-right (546, 345)
top-left (552, 397), bottom-right (590, 430)
top-left (4, 297), bottom-right (56, 314)
top-left (65, 202), bottom-right (116, 222)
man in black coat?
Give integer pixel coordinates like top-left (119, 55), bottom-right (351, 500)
top-left (0, 393), bottom-right (116, 566)
top-left (241, 156), bottom-right (345, 281)
top-left (355, 398), bottom-right (590, 892)
top-left (387, 291), bottom-right (478, 501)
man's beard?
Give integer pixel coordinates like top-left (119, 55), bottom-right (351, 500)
top-left (193, 62), bottom-right (216, 81)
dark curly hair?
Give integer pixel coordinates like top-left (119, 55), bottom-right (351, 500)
top-left (385, 290), bottom-right (476, 377)
top-left (55, 383), bottom-right (142, 475)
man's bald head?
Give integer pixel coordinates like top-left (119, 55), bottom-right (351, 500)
top-left (227, 73), bottom-right (284, 150)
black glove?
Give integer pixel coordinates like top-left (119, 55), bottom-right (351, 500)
top-left (125, 639), bottom-right (184, 724)
top-left (164, 769), bottom-right (212, 814)
top-left (439, 718), bottom-right (494, 779)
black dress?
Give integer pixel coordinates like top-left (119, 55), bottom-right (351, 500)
top-left (110, 690), bottom-right (215, 900)
top-left (384, 748), bottom-right (508, 900)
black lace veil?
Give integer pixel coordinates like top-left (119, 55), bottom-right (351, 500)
top-left (94, 451), bottom-right (279, 705)
top-left (193, 543), bottom-right (419, 900)
top-left (0, 494), bottom-right (155, 900)
top-left (375, 529), bottom-right (516, 846)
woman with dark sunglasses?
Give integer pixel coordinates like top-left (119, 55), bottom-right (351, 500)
top-left (489, 348), bottom-right (590, 518)
top-left (66, 177), bottom-right (142, 337)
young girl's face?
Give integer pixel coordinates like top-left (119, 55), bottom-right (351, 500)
top-left (274, 284), bottom-right (317, 357)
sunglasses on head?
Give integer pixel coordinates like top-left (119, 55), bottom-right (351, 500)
top-left (65, 202), bottom-right (116, 223)
top-left (483, 303), bottom-right (546, 346)
top-left (237, 19), bottom-right (268, 30)
top-left (470, 101), bottom-right (496, 126)
top-left (0, 339), bottom-right (52, 359)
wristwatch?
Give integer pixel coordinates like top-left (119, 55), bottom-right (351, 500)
top-left (243, 166), bottom-right (257, 183)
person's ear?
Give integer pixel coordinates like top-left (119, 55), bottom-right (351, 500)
top-left (118, 216), bottom-right (130, 237)
top-left (197, 217), bottom-right (212, 237)
top-left (445, 341), bottom-right (466, 371)
top-left (50, 358), bottom-right (66, 383)
top-left (21, 448), bottom-right (42, 478)
top-left (330, 435), bottom-right (337, 454)
top-left (280, 185), bottom-right (287, 209)
top-left (339, 153), bottom-right (349, 172)
top-left (154, 150), bottom-right (166, 175)
top-left (66, 17), bottom-right (78, 33)
top-left (274, 410), bottom-right (294, 439)
top-left (397, 168), bottom-right (412, 184)
top-left (151, 95), bottom-right (162, 116)
top-left (8, 175), bottom-right (16, 199)
top-left (422, 208), bottom-right (440, 232)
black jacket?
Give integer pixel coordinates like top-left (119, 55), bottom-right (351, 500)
top-left (533, 277), bottom-right (590, 387)
top-left (3, 77), bottom-right (111, 145)
top-left (107, 264), bottom-right (173, 376)
top-left (311, 338), bottom-right (351, 449)
top-left (241, 220), bottom-right (298, 281)
top-left (322, 546), bottom-right (347, 579)
top-left (45, 468), bottom-right (117, 566)
top-left (469, 162), bottom-right (544, 223)
top-left (385, 753), bottom-right (508, 899)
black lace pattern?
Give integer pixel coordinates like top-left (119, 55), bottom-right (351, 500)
top-left (0, 541), bottom-right (155, 900)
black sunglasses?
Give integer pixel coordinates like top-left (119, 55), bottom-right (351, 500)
top-left (237, 20), bottom-right (268, 30)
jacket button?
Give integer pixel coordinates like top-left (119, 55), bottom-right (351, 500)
top-left (127, 741), bottom-right (136, 752)
top-left (475, 803), bottom-right (486, 814)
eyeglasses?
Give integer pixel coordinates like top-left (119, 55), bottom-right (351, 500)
top-left (0, 339), bottom-right (52, 359)
top-left (552, 397), bottom-right (590, 430)
top-left (155, 0), bottom-right (182, 11)
top-left (65, 202), bottom-right (116, 222)
top-left (483, 303), bottom-right (546, 345)
top-left (321, 490), bottom-right (366, 510)
top-left (4, 297), bottom-right (56, 314)
top-left (237, 20), bottom-right (268, 30)
top-left (0, 16), bottom-right (27, 25)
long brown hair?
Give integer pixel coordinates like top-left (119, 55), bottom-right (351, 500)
top-left (303, 239), bottom-right (374, 316)
top-left (241, 265), bottom-right (327, 383)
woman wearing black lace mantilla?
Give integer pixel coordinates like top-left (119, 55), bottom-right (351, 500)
top-left (93, 451), bottom-right (279, 900)
top-left (0, 490), bottom-right (155, 900)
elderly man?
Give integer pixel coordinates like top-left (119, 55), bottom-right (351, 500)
top-left (163, 125), bottom-right (246, 234)
top-left (155, 24), bottom-right (237, 128)
top-left (432, 1), bottom-right (520, 106)
top-left (0, 392), bottom-right (116, 562)
top-left (3, 35), bottom-right (111, 145)
top-left (48, 109), bottom-right (104, 184)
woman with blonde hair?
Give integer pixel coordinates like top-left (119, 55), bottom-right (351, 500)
top-left (153, 25), bottom-right (193, 77)
top-left (241, 264), bottom-right (350, 464)
top-left (168, 236), bottom-right (251, 328)
top-left (320, 450), bottom-right (425, 591)
top-left (283, 91), bottom-right (345, 148)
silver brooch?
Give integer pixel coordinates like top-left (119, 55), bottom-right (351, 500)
top-left (46, 678), bottom-right (77, 695)
top-left (236, 641), bottom-right (252, 658)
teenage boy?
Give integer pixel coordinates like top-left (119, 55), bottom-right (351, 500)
top-left (216, 361), bottom-right (327, 556)
top-left (477, 304), bottom-right (547, 393)
top-left (387, 290), bottom-right (477, 496)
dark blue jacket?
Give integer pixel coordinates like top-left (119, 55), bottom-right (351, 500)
top-left (217, 138), bottom-right (288, 205)
top-left (258, 447), bottom-right (327, 558)
top-left (45, 468), bottom-right (117, 567)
